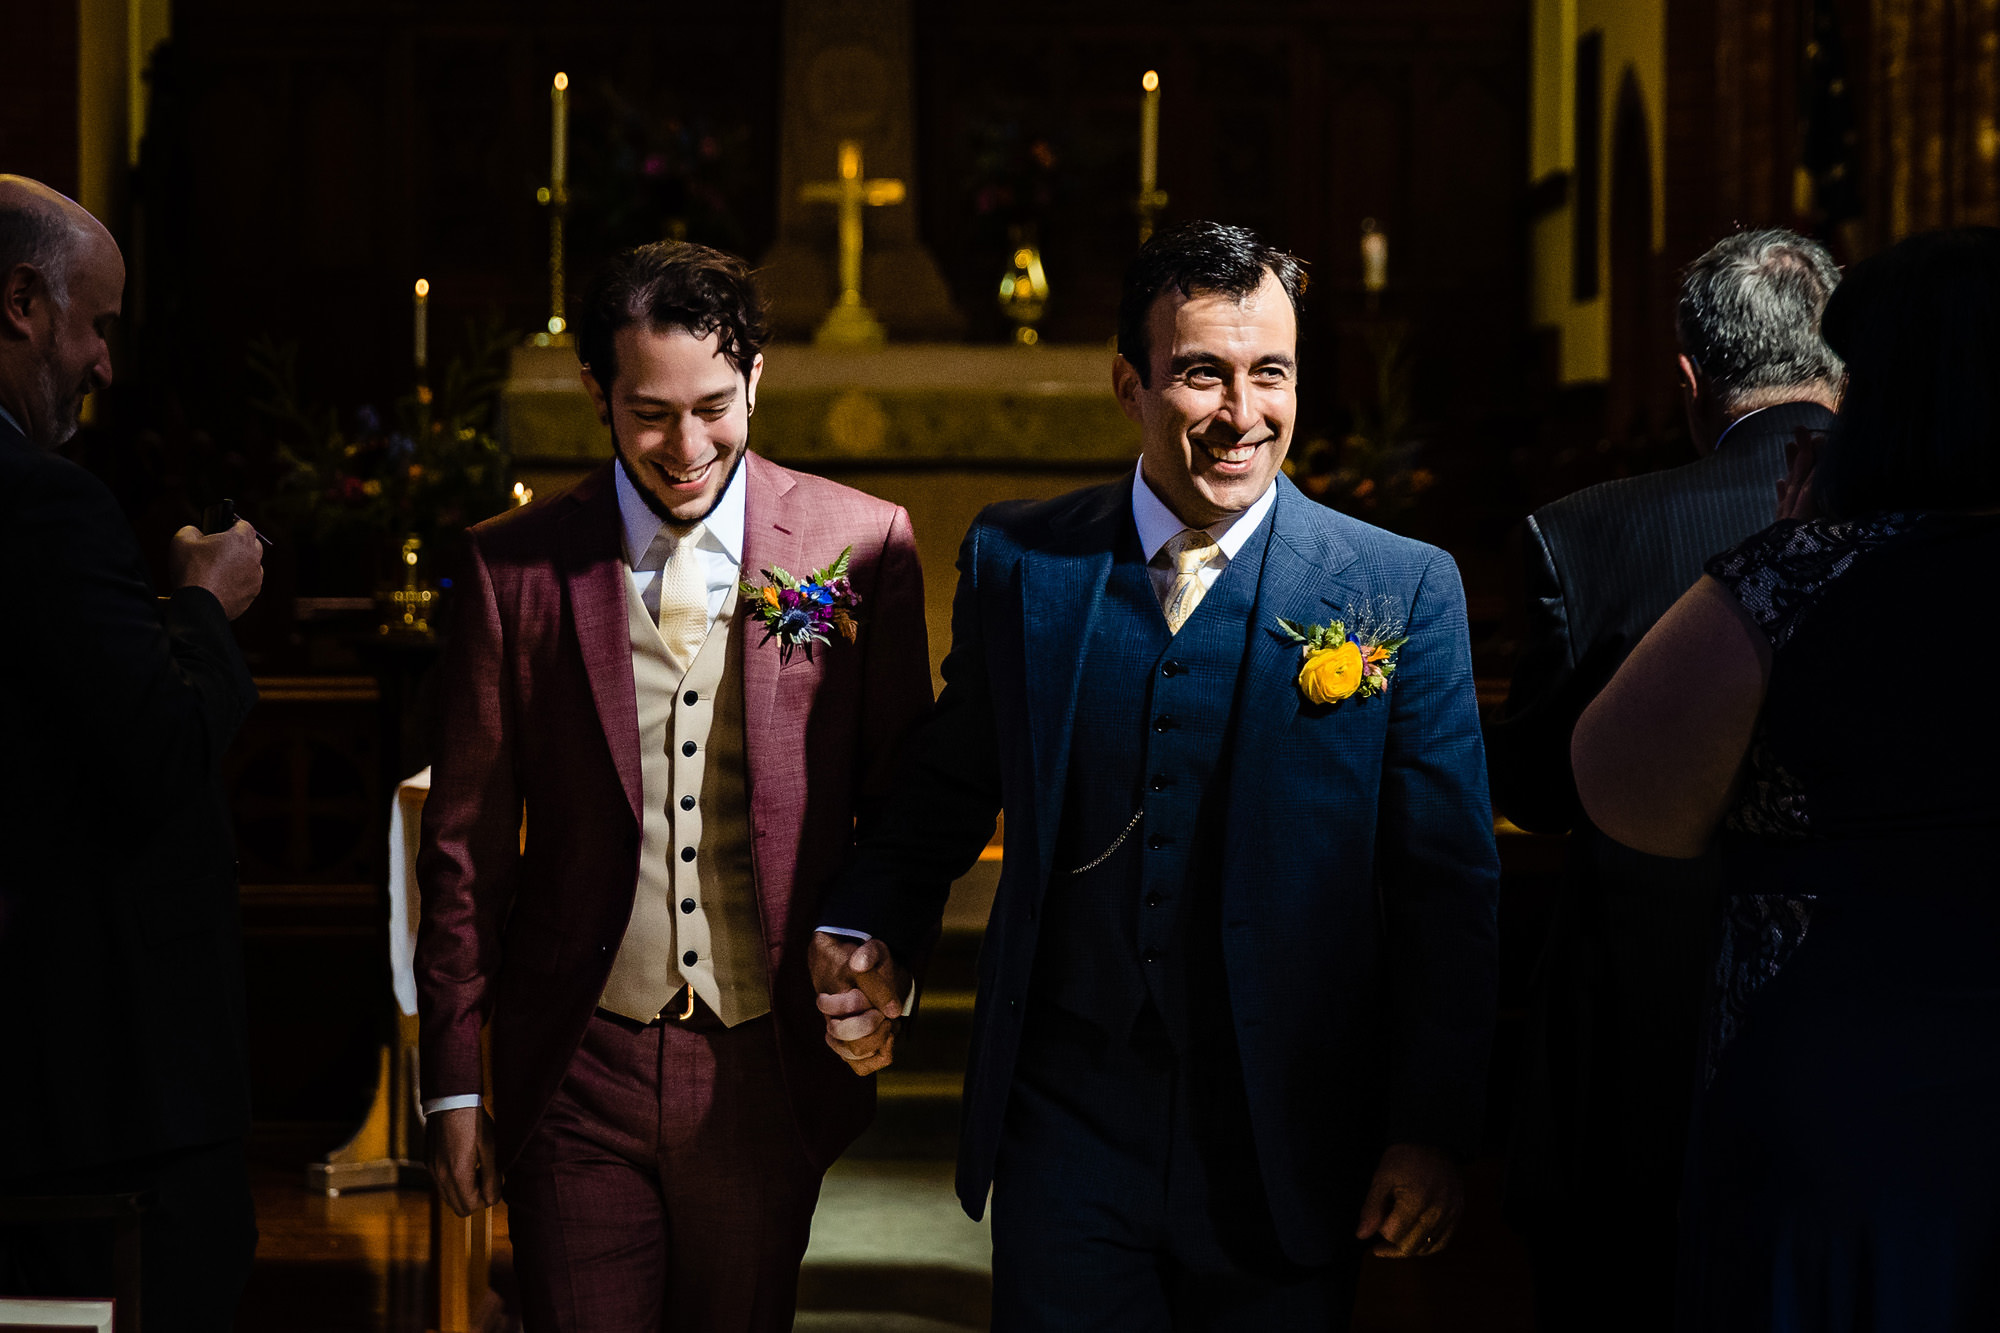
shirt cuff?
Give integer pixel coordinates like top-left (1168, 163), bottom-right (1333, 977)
top-left (816, 927), bottom-right (918, 1015)
top-left (422, 1094), bottom-right (482, 1114)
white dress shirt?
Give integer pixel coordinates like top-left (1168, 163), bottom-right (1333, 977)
top-left (0, 402), bottom-right (22, 436)
top-left (1129, 460), bottom-right (1278, 598)
top-left (614, 454), bottom-right (748, 617)
top-left (422, 459), bottom-right (749, 1116)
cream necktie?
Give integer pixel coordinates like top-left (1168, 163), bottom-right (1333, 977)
top-left (1159, 527), bottom-right (1220, 633)
top-left (643, 522), bottom-right (711, 674)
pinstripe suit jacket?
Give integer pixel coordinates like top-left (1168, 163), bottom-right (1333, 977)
top-left (1488, 399), bottom-right (1834, 1212)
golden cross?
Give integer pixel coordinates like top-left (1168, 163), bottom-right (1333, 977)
top-left (799, 140), bottom-right (906, 309)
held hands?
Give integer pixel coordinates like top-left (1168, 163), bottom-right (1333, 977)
top-left (1776, 426), bottom-right (1827, 521)
top-left (426, 1105), bottom-right (503, 1217)
top-left (1355, 1142), bottom-right (1465, 1259)
top-left (169, 520), bottom-right (264, 620)
top-left (809, 931), bottom-right (908, 1076)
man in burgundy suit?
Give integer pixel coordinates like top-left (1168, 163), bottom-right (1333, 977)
top-left (414, 241), bottom-right (933, 1331)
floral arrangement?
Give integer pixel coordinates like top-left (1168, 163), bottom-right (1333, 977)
top-left (741, 547), bottom-right (862, 663)
top-left (1276, 598), bottom-right (1409, 706)
top-left (1286, 321), bottom-right (1434, 530)
top-left (249, 318), bottom-right (516, 568)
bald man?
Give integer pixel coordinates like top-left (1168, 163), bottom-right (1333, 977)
top-left (0, 177), bottom-right (267, 1329)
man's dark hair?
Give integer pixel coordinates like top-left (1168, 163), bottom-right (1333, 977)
top-left (1676, 228), bottom-right (1843, 413)
top-left (1815, 226), bottom-right (2000, 517)
top-left (577, 240), bottom-right (769, 390)
top-left (1117, 221), bottom-right (1307, 385)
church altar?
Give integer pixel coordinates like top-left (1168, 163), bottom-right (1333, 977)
top-left (500, 340), bottom-right (1139, 478)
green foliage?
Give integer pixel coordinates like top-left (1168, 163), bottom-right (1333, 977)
top-left (1288, 321), bottom-right (1437, 528)
top-left (251, 317), bottom-right (517, 556)
top-left (1276, 616), bottom-right (1351, 651)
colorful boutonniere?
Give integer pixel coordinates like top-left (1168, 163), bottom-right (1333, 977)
top-left (740, 546), bottom-right (862, 663)
top-left (1275, 599), bottom-right (1408, 706)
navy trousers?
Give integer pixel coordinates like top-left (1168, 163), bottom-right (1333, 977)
top-left (991, 1001), bottom-right (1361, 1331)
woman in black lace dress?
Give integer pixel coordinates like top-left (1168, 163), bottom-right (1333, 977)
top-left (1572, 227), bottom-right (2000, 1331)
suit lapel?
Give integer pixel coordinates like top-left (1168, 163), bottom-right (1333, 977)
top-left (559, 464), bottom-right (644, 826)
top-left (1225, 477), bottom-right (1364, 806)
top-left (737, 453), bottom-right (805, 922)
top-left (1019, 483), bottom-right (1125, 889)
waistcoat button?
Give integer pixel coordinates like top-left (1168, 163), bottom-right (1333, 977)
top-left (1148, 833), bottom-right (1170, 849)
top-left (680, 846), bottom-right (696, 862)
top-left (680, 898), bottom-right (696, 914)
top-left (682, 741), bottom-right (697, 757)
top-left (680, 795), bottom-right (696, 810)
top-left (682, 950), bottom-right (698, 967)
top-left (1153, 715), bottom-right (1174, 732)
top-left (683, 690), bottom-right (699, 706)
top-left (1161, 660), bottom-right (1183, 677)
top-left (1145, 893), bottom-right (1163, 908)
top-left (1149, 774), bottom-right (1168, 792)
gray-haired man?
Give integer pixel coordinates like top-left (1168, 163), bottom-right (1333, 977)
top-left (1488, 229), bottom-right (1842, 1332)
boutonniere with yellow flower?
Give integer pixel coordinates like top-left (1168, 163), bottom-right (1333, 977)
top-left (1276, 600), bottom-right (1408, 706)
top-left (740, 546), bottom-right (862, 664)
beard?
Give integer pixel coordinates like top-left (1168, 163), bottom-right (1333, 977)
top-left (608, 419), bottom-right (748, 530)
top-left (29, 355), bottom-right (83, 450)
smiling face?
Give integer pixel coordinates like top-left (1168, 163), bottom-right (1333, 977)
top-left (1114, 271), bottom-right (1298, 529)
top-left (36, 232), bottom-right (122, 448)
top-left (0, 222), bottom-right (122, 451)
top-left (582, 324), bottom-right (762, 526)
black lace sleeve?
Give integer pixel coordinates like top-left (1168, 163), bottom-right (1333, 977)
top-left (1704, 514), bottom-right (1916, 651)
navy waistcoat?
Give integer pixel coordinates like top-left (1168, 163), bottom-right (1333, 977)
top-left (1033, 509), bottom-right (1272, 1050)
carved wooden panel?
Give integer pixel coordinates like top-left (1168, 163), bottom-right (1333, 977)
top-left (0, 0), bottom-right (80, 195)
top-left (1871, 0), bottom-right (2000, 236)
top-left (157, 1), bottom-right (783, 419)
top-left (913, 2), bottom-right (1530, 434)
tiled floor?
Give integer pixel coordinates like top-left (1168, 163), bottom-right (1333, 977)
top-left (238, 1130), bottom-right (1534, 1331)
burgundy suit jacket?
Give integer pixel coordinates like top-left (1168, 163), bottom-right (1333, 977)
top-left (415, 452), bottom-right (933, 1169)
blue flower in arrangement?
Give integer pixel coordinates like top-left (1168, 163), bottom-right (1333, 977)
top-left (741, 547), bottom-right (864, 663)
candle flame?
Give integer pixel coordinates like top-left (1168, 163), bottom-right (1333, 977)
top-left (414, 278), bottom-right (430, 298)
top-left (1142, 70), bottom-right (1160, 92)
top-left (839, 142), bottom-right (860, 179)
top-left (553, 72), bottom-right (569, 92)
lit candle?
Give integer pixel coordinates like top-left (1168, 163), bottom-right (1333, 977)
top-left (1140, 70), bottom-right (1161, 199)
top-left (413, 278), bottom-right (430, 369)
top-left (1361, 220), bottom-right (1388, 293)
top-left (551, 72), bottom-right (569, 196)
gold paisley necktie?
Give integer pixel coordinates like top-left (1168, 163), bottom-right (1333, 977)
top-left (1159, 527), bottom-right (1220, 633)
top-left (643, 522), bottom-right (710, 675)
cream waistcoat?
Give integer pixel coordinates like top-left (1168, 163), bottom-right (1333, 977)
top-left (598, 573), bottom-right (769, 1025)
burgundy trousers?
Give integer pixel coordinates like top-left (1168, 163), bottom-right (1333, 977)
top-left (503, 1002), bottom-right (824, 1333)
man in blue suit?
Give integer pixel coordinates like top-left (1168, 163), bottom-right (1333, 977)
top-left (811, 221), bottom-right (1500, 1327)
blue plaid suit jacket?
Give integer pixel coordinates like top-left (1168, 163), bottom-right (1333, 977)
top-left (828, 471), bottom-right (1499, 1265)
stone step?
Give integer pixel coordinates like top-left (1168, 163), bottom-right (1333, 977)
top-left (799, 1158), bottom-right (990, 1330)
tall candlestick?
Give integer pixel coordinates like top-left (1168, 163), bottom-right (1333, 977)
top-left (413, 278), bottom-right (430, 369)
top-left (1361, 219), bottom-right (1389, 293)
top-left (1140, 70), bottom-right (1160, 197)
top-left (551, 72), bottom-right (569, 196)
top-left (1138, 70), bottom-right (1167, 244)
